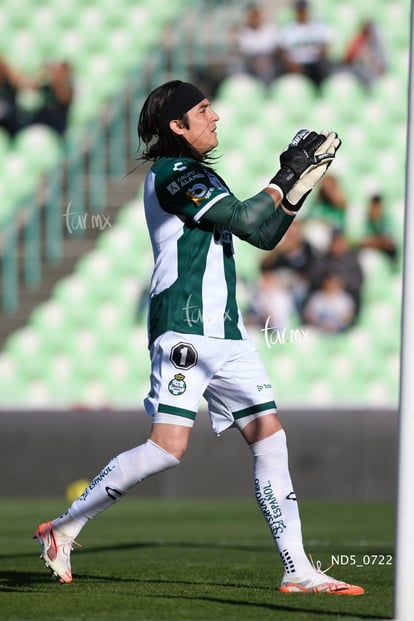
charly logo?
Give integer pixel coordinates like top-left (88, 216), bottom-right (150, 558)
top-left (168, 373), bottom-right (187, 396)
top-left (173, 161), bottom-right (187, 172)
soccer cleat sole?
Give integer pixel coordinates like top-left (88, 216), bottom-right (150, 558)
top-left (279, 582), bottom-right (364, 595)
top-left (41, 559), bottom-right (70, 584)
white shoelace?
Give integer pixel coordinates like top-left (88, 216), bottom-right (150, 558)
top-left (308, 552), bottom-right (335, 575)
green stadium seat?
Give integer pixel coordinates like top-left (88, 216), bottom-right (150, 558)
top-left (62, 326), bottom-right (105, 380)
top-left (7, 29), bottom-right (43, 72)
top-left (52, 274), bottom-right (99, 326)
top-left (363, 370), bottom-right (400, 405)
top-left (320, 72), bottom-right (365, 118)
top-left (209, 99), bottom-right (245, 150)
top-left (121, 6), bottom-right (162, 49)
top-left (74, 248), bottom-right (118, 294)
top-left (0, 374), bottom-right (27, 404)
top-left (233, 237), bottom-right (261, 283)
top-left (216, 75), bottom-right (266, 116)
top-left (1, 152), bottom-right (39, 203)
top-left (269, 74), bottom-right (317, 121)
top-left (0, 351), bottom-right (18, 386)
top-left (371, 74), bottom-right (408, 123)
top-left (14, 125), bottom-right (64, 176)
top-left (359, 101), bottom-right (399, 149)
top-left (97, 0), bottom-right (131, 28)
top-left (4, 326), bottom-right (49, 379)
top-left (45, 356), bottom-right (84, 404)
top-left (91, 300), bottom-right (136, 353)
top-left (376, 3), bottom-right (410, 49)
top-left (307, 99), bottom-right (340, 138)
top-left (29, 299), bottom-right (73, 351)
top-left (306, 378), bottom-right (334, 405)
top-left (97, 224), bottom-right (152, 279)
top-left (75, 53), bottom-right (124, 108)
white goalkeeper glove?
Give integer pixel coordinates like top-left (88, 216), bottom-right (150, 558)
top-left (282, 130), bottom-right (341, 212)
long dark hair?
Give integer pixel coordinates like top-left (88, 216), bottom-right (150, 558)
top-left (137, 80), bottom-right (216, 164)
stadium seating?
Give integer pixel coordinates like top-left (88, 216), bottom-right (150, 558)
top-left (0, 0), bottom-right (408, 408)
top-left (0, 0), bottom-right (193, 231)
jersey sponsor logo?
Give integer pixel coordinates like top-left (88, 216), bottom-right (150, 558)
top-left (186, 183), bottom-right (213, 207)
top-left (168, 373), bottom-right (187, 396)
top-left (255, 478), bottom-right (287, 540)
top-left (167, 181), bottom-right (180, 195)
top-left (78, 464), bottom-right (115, 501)
top-left (177, 171), bottom-right (204, 186)
top-left (173, 161), bottom-right (187, 172)
top-left (170, 342), bottom-right (198, 369)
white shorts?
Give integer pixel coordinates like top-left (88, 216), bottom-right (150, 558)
top-left (144, 331), bottom-right (277, 435)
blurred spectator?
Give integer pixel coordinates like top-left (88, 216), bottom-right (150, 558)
top-left (260, 219), bottom-right (316, 315)
top-left (306, 228), bottom-right (364, 319)
top-left (343, 20), bottom-right (387, 90)
top-left (29, 61), bottom-right (74, 136)
top-left (308, 173), bottom-right (347, 230)
top-left (358, 193), bottom-right (398, 262)
top-left (0, 57), bottom-right (23, 137)
top-left (302, 272), bottom-right (356, 332)
top-left (250, 268), bottom-right (296, 329)
top-left (277, 0), bottom-right (335, 90)
top-left (229, 4), bottom-right (280, 87)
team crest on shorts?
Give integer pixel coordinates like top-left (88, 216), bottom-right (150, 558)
top-left (168, 373), bottom-right (187, 396)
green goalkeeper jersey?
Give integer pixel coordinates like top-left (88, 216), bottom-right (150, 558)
top-left (144, 157), bottom-right (248, 345)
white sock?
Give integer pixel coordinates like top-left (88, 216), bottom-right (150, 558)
top-left (251, 429), bottom-right (313, 577)
top-left (53, 440), bottom-right (180, 538)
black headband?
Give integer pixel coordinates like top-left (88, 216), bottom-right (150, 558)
top-left (160, 82), bottom-right (206, 129)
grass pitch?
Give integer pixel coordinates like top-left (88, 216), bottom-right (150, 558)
top-left (0, 499), bottom-right (394, 621)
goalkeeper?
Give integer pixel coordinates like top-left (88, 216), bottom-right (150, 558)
top-left (34, 80), bottom-right (363, 595)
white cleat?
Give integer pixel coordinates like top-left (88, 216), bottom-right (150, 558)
top-left (279, 556), bottom-right (364, 595)
top-left (34, 521), bottom-right (80, 584)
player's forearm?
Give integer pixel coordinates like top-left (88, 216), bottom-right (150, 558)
top-left (201, 191), bottom-right (278, 236)
top-left (239, 206), bottom-right (295, 250)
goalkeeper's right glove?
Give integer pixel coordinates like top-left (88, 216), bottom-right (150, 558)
top-left (269, 129), bottom-right (335, 198)
top-left (282, 130), bottom-right (342, 212)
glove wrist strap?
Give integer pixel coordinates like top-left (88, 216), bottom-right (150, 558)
top-left (267, 183), bottom-right (284, 199)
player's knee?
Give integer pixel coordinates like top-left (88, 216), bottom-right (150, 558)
top-left (160, 441), bottom-right (188, 461)
top-left (149, 424), bottom-right (191, 461)
top-left (239, 412), bottom-right (283, 445)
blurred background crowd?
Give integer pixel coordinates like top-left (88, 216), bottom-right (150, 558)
top-left (228, 1), bottom-right (387, 92)
top-left (0, 0), bottom-right (408, 408)
top-left (0, 57), bottom-right (73, 138)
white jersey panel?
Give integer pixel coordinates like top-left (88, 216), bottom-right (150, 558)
top-left (202, 236), bottom-right (228, 338)
top-left (144, 169), bottom-right (183, 296)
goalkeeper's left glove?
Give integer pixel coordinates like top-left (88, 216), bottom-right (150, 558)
top-left (269, 129), bottom-right (334, 197)
top-left (282, 130), bottom-right (341, 212)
